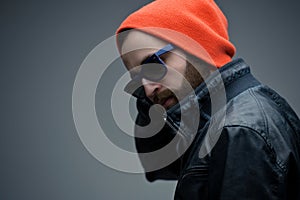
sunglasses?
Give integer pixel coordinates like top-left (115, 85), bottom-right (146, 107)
top-left (124, 44), bottom-right (174, 96)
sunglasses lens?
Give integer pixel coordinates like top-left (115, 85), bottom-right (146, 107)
top-left (141, 62), bottom-right (167, 81)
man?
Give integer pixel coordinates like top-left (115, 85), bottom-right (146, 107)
top-left (116, 0), bottom-right (300, 199)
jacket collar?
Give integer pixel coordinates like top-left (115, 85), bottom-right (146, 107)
top-left (133, 58), bottom-right (260, 128)
top-left (166, 58), bottom-right (255, 122)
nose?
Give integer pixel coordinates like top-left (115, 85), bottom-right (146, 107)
top-left (142, 78), bottom-right (162, 99)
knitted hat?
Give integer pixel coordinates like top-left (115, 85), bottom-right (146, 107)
top-left (116, 0), bottom-right (236, 68)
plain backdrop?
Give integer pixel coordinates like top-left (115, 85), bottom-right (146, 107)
top-left (1, 0), bottom-right (299, 199)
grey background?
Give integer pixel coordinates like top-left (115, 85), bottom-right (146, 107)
top-left (1, 0), bottom-right (299, 199)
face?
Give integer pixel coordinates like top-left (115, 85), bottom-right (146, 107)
top-left (121, 30), bottom-right (203, 109)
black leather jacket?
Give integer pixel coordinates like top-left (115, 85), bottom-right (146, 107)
top-left (133, 58), bottom-right (300, 199)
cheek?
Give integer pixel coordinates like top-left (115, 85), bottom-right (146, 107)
top-left (158, 50), bottom-right (187, 90)
top-left (161, 61), bottom-right (187, 90)
top-left (166, 54), bottom-right (187, 75)
top-left (162, 73), bottom-right (184, 90)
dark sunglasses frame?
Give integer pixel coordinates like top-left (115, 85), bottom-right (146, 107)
top-left (124, 44), bottom-right (174, 95)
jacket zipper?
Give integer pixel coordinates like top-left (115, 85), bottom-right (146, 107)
top-left (163, 113), bottom-right (185, 136)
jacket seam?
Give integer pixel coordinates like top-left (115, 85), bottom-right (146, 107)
top-left (222, 124), bottom-right (287, 174)
top-left (249, 88), bottom-right (269, 135)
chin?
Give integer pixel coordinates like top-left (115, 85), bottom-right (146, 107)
top-left (163, 97), bottom-right (178, 110)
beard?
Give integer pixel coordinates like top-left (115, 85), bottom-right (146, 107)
top-left (152, 62), bottom-right (204, 109)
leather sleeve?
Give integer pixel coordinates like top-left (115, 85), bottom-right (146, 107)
top-left (208, 126), bottom-right (286, 200)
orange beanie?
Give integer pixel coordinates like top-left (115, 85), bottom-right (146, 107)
top-left (116, 0), bottom-right (236, 68)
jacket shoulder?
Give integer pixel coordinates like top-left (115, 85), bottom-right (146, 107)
top-left (224, 85), bottom-right (300, 172)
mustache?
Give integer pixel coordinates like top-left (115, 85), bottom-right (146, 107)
top-left (153, 89), bottom-right (176, 105)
